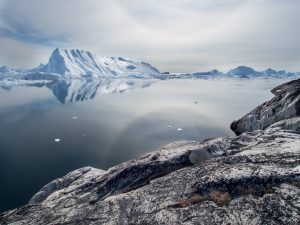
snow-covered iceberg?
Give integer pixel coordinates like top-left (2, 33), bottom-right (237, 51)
top-left (38, 48), bottom-right (161, 78)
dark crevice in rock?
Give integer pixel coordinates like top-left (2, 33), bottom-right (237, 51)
top-left (219, 153), bottom-right (300, 166)
top-left (170, 191), bottom-right (232, 208)
top-left (196, 173), bottom-right (300, 197)
top-left (89, 156), bottom-right (194, 204)
top-left (296, 98), bottom-right (300, 116)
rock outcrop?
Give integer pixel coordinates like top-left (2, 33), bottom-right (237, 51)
top-left (1, 79), bottom-right (300, 225)
top-left (231, 78), bottom-right (300, 135)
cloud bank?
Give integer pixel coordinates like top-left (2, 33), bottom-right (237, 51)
top-left (0, 0), bottom-right (299, 72)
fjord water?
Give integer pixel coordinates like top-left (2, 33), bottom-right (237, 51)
top-left (0, 78), bottom-right (289, 212)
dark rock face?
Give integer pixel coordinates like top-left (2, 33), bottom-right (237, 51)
top-left (231, 78), bottom-right (300, 135)
top-left (1, 79), bottom-right (300, 225)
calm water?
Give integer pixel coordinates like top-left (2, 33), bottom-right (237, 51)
top-left (0, 78), bottom-right (289, 212)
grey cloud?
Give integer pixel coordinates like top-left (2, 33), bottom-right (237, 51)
top-left (0, 0), bottom-right (299, 72)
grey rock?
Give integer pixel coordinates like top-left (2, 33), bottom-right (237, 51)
top-left (267, 116), bottom-right (300, 132)
top-left (1, 79), bottom-right (300, 225)
top-left (231, 78), bottom-right (300, 135)
top-left (29, 167), bottom-right (105, 204)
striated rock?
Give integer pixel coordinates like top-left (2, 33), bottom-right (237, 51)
top-left (231, 78), bottom-right (300, 135)
top-left (1, 79), bottom-right (300, 225)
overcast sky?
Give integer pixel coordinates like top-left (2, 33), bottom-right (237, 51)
top-left (0, 0), bottom-right (299, 72)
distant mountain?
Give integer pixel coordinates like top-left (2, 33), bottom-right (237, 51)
top-left (0, 66), bottom-right (10, 74)
top-left (162, 66), bottom-right (300, 79)
top-left (187, 69), bottom-right (223, 77)
top-left (227, 66), bottom-right (261, 77)
top-left (0, 66), bottom-right (21, 75)
top-left (156, 66), bottom-right (300, 79)
top-left (263, 68), bottom-right (297, 77)
top-left (226, 66), bottom-right (299, 78)
top-left (165, 69), bottom-right (224, 79)
top-left (38, 48), bottom-right (161, 78)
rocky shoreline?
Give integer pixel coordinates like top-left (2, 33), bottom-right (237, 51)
top-left (1, 79), bottom-right (300, 225)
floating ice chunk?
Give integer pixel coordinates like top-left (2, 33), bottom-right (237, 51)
top-left (72, 116), bottom-right (78, 119)
top-left (177, 128), bottom-right (183, 131)
top-left (54, 138), bottom-right (61, 142)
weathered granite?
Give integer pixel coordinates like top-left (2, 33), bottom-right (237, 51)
top-left (231, 78), bottom-right (300, 135)
top-left (1, 79), bottom-right (300, 225)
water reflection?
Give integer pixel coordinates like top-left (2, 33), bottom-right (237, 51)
top-left (47, 79), bottom-right (153, 103)
top-left (1, 79), bottom-right (154, 104)
top-left (0, 78), bottom-right (291, 213)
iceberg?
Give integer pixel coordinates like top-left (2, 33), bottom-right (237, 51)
top-left (38, 48), bottom-right (161, 78)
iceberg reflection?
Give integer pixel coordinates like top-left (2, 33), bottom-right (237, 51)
top-left (0, 78), bottom-right (154, 104)
top-left (47, 79), bottom-right (153, 103)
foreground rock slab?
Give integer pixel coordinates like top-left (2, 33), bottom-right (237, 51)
top-left (1, 79), bottom-right (300, 225)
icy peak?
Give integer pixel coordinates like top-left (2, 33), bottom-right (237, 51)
top-left (227, 66), bottom-right (259, 76)
top-left (39, 48), bottom-right (160, 78)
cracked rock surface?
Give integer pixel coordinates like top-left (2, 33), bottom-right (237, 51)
top-left (1, 79), bottom-right (300, 225)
